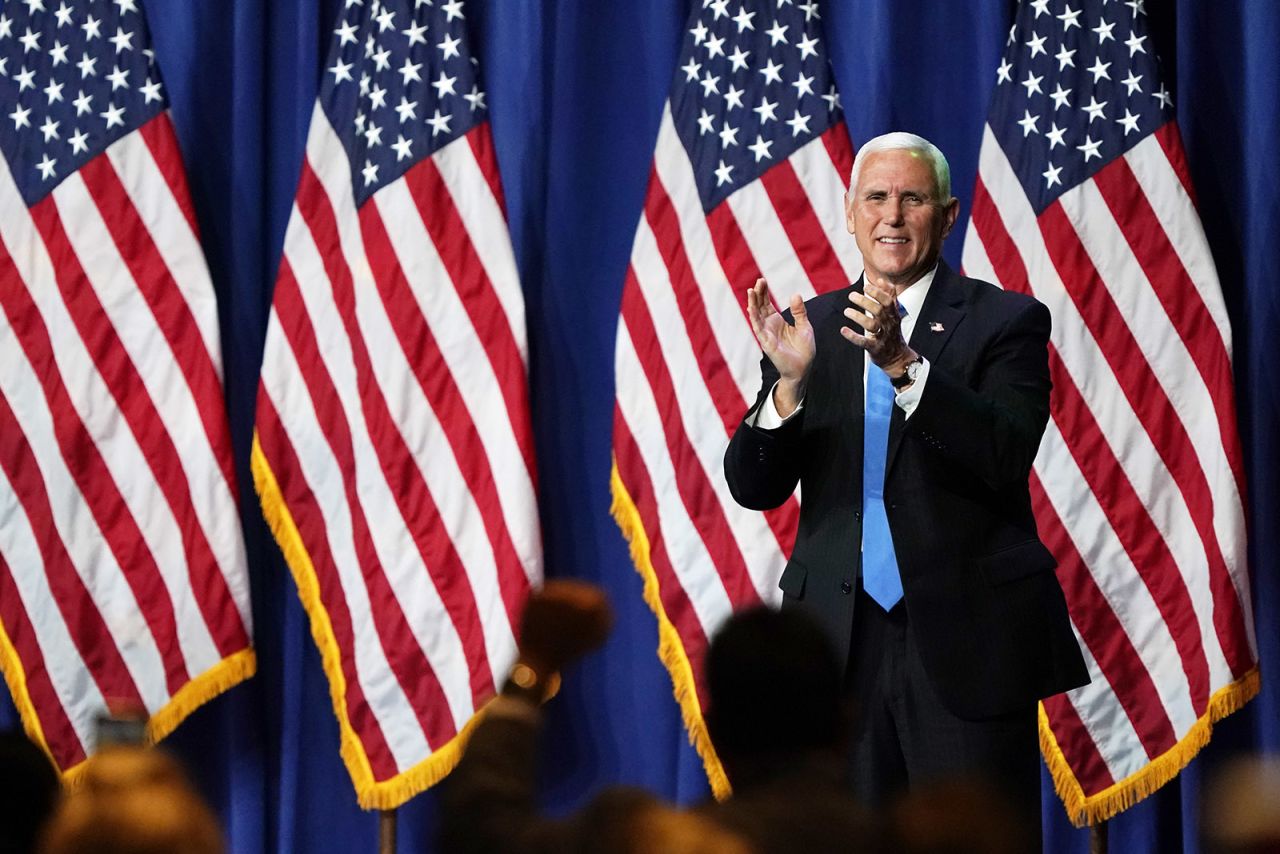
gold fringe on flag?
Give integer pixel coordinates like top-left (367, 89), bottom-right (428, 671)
top-left (609, 458), bottom-right (732, 800)
top-left (1040, 667), bottom-right (1261, 827)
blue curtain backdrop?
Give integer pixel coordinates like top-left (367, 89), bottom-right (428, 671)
top-left (2, 1), bottom-right (1276, 851)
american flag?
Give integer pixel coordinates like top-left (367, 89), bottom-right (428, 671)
top-left (610, 0), bottom-right (859, 793)
top-left (0, 0), bottom-right (253, 773)
top-left (961, 0), bottom-right (1258, 825)
top-left (252, 0), bottom-right (540, 808)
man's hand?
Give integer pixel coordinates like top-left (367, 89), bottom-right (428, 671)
top-left (746, 277), bottom-right (815, 417)
top-left (517, 580), bottom-right (613, 676)
top-left (841, 275), bottom-right (918, 376)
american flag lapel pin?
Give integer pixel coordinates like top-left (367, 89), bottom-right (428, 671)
top-left (930, 322), bottom-right (945, 332)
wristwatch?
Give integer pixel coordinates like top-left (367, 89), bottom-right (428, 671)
top-left (890, 356), bottom-right (923, 390)
top-left (502, 661), bottom-right (562, 705)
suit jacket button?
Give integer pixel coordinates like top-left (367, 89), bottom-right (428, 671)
top-left (840, 580), bottom-right (852, 594)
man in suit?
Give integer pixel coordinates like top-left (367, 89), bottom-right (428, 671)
top-left (723, 132), bottom-right (1088, 829)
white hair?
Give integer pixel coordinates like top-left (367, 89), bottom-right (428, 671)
top-left (847, 132), bottom-right (952, 202)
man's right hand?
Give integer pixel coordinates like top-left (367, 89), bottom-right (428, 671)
top-left (746, 277), bottom-right (814, 418)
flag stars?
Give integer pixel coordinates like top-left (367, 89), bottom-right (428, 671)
top-left (54, 2), bottom-right (73, 27)
top-left (336, 20), bottom-right (359, 46)
top-left (392, 134), bottom-right (413, 161)
top-left (15, 65), bottom-right (35, 90)
top-left (714, 158), bottom-right (734, 186)
top-left (1154, 84), bottom-right (1172, 109)
top-left (364, 122), bottom-right (383, 146)
top-left (101, 102), bottom-right (125, 128)
top-left (759, 58), bottom-right (782, 85)
top-left (23, 0), bottom-right (46, 13)
top-left (107, 65), bottom-right (129, 90)
top-left (765, 21), bottom-right (788, 45)
top-left (140, 79), bottom-right (162, 103)
top-left (395, 95), bottom-right (417, 122)
top-left (785, 109), bottom-right (810, 136)
top-left (0, 15), bottom-right (11, 38)
top-left (704, 33), bottom-right (725, 59)
top-left (82, 15), bottom-right (101, 40)
top-left (372, 46), bottom-right (392, 71)
top-left (77, 53), bottom-right (97, 77)
top-left (727, 46), bottom-right (750, 72)
top-left (368, 83), bottom-right (388, 108)
top-left (1116, 108), bottom-right (1141, 135)
top-left (398, 57), bottom-right (422, 84)
top-left (1083, 95), bottom-right (1107, 121)
top-left (821, 85), bottom-right (840, 112)
top-left (1087, 56), bottom-right (1111, 82)
top-left (1017, 109), bottom-right (1040, 137)
top-left (19, 27), bottom-right (40, 53)
top-left (114, 0), bottom-right (139, 14)
top-left (682, 57), bottom-right (701, 82)
top-left (1046, 122), bottom-right (1066, 148)
top-left (73, 89), bottom-right (91, 115)
top-left (44, 78), bottom-right (64, 103)
top-left (426, 107), bottom-right (451, 135)
top-left (753, 96), bottom-right (778, 123)
top-left (9, 104), bottom-right (31, 129)
top-left (1125, 32), bottom-right (1147, 56)
top-left (437, 33), bottom-right (461, 60)
top-left (798, 1), bottom-right (819, 20)
top-left (697, 108), bottom-right (715, 135)
top-left (441, 0), bottom-right (464, 20)
top-left (375, 6), bottom-right (395, 32)
top-left (1058, 4), bottom-right (1082, 30)
top-left (362, 159), bottom-right (379, 186)
top-left (50, 39), bottom-right (68, 65)
top-left (709, 0), bottom-right (730, 19)
top-left (1043, 162), bottom-right (1063, 188)
top-left (1026, 31), bottom-right (1047, 58)
top-left (996, 57), bottom-right (1013, 84)
top-left (1121, 70), bottom-right (1143, 95)
top-left (109, 27), bottom-right (134, 53)
top-left (718, 123), bottom-right (739, 147)
top-left (1092, 19), bottom-right (1116, 43)
top-left (725, 83), bottom-right (744, 110)
top-left (1050, 83), bottom-right (1071, 110)
top-left (1055, 44), bottom-right (1075, 70)
top-left (431, 69), bottom-right (456, 97)
top-left (1030, 0), bottom-right (1049, 16)
top-left (700, 70), bottom-right (720, 96)
top-left (330, 57), bottom-right (354, 84)
top-left (1021, 70), bottom-right (1043, 96)
top-left (1077, 134), bottom-right (1102, 161)
top-left (69, 127), bottom-right (89, 154)
top-left (796, 33), bottom-right (819, 60)
top-left (1124, 0), bottom-right (1145, 16)
top-left (463, 84), bottom-right (485, 111)
top-left (403, 20), bottom-right (428, 46)
top-left (690, 21), bottom-right (708, 44)
top-left (748, 134), bottom-right (773, 162)
top-left (793, 72), bottom-right (814, 97)
top-left (37, 153), bottom-right (57, 180)
top-left (38, 116), bottom-right (59, 141)
top-left (732, 6), bottom-right (755, 31)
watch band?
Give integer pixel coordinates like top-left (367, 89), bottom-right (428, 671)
top-left (890, 356), bottom-right (923, 390)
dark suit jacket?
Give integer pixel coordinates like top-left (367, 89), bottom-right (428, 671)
top-left (724, 261), bottom-right (1088, 720)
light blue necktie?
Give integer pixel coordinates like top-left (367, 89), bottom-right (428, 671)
top-left (861, 304), bottom-right (904, 610)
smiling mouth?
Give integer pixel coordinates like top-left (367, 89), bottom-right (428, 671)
top-left (876, 237), bottom-right (909, 244)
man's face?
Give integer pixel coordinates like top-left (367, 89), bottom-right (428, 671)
top-left (845, 149), bottom-right (960, 289)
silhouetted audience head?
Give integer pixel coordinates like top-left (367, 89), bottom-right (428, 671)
top-left (39, 745), bottom-right (223, 854)
top-left (703, 606), bottom-right (845, 786)
top-left (1202, 755), bottom-right (1280, 854)
top-left (887, 777), bottom-right (1032, 854)
top-left (0, 730), bottom-right (61, 854)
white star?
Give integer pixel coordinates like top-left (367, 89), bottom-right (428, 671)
top-left (404, 20), bottom-right (428, 46)
top-left (1026, 32), bottom-right (1047, 57)
top-left (682, 57), bottom-right (701, 82)
top-left (1055, 44), bottom-right (1075, 70)
top-left (727, 46), bottom-right (750, 72)
top-left (1120, 70), bottom-right (1143, 95)
top-left (697, 108), bottom-right (715, 135)
top-left (364, 122), bottom-right (383, 146)
top-left (15, 65), bottom-right (36, 90)
top-left (365, 33), bottom-right (375, 58)
top-left (704, 33), bottom-right (725, 59)
top-left (44, 79), bottom-right (64, 103)
top-left (50, 39), bottom-right (68, 65)
top-left (792, 72), bottom-right (814, 97)
top-left (759, 58), bottom-right (783, 85)
top-left (441, 0), bottom-right (464, 21)
top-left (109, 26), bottom-right (134, 53)
top-left (1077, 134), bottom-right (1102, 161)
top-left (82, 15), bottom-right (101, 40)
top-left (40, 115), bottom-right (60, 141)
top-left (376, 6), bottom-right (395, 31)
top-left (107, 65), bottom-right (129, 90)
top-left (101, 102), bottom-right (125, 129)
top-left (9, 104), bottom-right (31, 129)
top-left (748, 134), bottom-right (773, 162)
top-left (1046, 122), bottom-right (1066, 149)
top-left (798, 1), bottom-right (820, 20)
top-left (23, 1), bottom-right (45, 16)
top-left (335, 20), bottom-right (359, 45)
top-left (700, 70), bottom-right (720, 96)
top-left (821, 84), bottom-right (840, 112)
top-left (1087, 56), bottom-right (1111, 82)
top-left (719, 123), bottom-right (738, 147)
top-left (1116, 108), bottom-right (1141, 135)
top-left (1124, 0), bottom-right (1145, 16)
top-left (73, 90), bottom-right (92, 115)
top-left (1049, 83), bottom-right (1071, 110)
top-left (19, 27), bottom-right (40, 53)
top-left (709, 0), bottom-right (730, 19)
top-left (354, 110), bottom-right (365, 132)
top-left (1031, 0), bottom-right (1049, 16)
top-left (1092, 19), bottom-right (1116, 43)
top-left (1057, 4), bottom-right (1081, 30)
top-left (733, 6), bottom-right (755, 31)
top-left (463, 84), bottom-right (485, 111)
top-left (438, 32), bottom-right (461, 60)
top-left (395, 95), bottom-right (417, 122)
top-left (690, 21), bottom-right (708, 44)
top-left (362, 159), bottom-right (379, 186)
top-left (69, 128), bottom-right (89, 154)
top-left (1083, 95), bottom-right (1107, 122)
top-left (1016, 109), bottom-right (1040, 137)
top-left (765, 21), bottom-right (788, 45)
top-left (1125, 32), bottom-right (1147, 56)
top-left (786, 109), bottom-right (811, 136)
top-left (329, 57), bottom-right (354, 83)
top-left (392, 134), bottom-right (413, 161)
top-left (1153, 84), bottom-right (1173, 109)
top-left (77, 53), bottom-right (97, 78)
top-left (140, 79), bottom-right (162, 103)
top-left (1042, 162), bottom-right (1062, 188)
top-left (796, 33), bottom-right (819, 61)
top-left (114, 0), bottom-right (139, 13)
top-left (996, 57), bottom-right (1012, 84)
top-left (369, 83), bottom-right (388, 109)
top-left (714, 158), bottom-right (734, 186)
top-left (725, 83), bottom-right (744, 110)
top-left (372, 47), bottom-right (392, 71)
top-left (1021, 70), bottom-right (1043, 96)
top-left (431, 69), bottom-right (457, 97)
top-left (754, 97), bottom-right (778, 123)
top-left (37, 153), bottom-right (57, 180)
top-left (399, 57), bottom-right (422, 84)
top-left (426, 107), bottom-right (451, 135)
top-left (54, 3), bottom-right (73, 26)
top-left (0, 14), bottom-right (12, 39)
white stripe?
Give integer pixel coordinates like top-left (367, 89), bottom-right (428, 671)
top-left (48, 174), bottom-right (224, 676)
top-left (787, 134), bottom-right (863, 285)
top-left (630, 215), bottom-right (786, 601)
top-left (615, 326), bottom-right (736, 633)
top-left (651, 109), bottom-right (762, 406)
top-left (977, 127), bottom-right (1236, 688)
top-left (1036, 418), bottom-right (1199, 735)
top-left (960, 217), bottom-right (998, 285)
top-left (375, 177), bottom-right (542, 588)
top-left (259, 308), bottom-right (431, 769)
top-left (0, 461), bottom-right (106, 756)
top-left (1060, 633), bottom-right (1147, 782)
top-left (726, 179), bottom-right (817, 301)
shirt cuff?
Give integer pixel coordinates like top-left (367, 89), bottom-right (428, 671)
top-left (748, 380), bottom-right (804, 430)
top-left (894, 357), bottom-right (930, 418)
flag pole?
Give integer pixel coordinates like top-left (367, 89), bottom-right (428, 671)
top-left (379, 808), bottom-right (397, 854)
top-left (1089, 819), bottom-right (1108, 854)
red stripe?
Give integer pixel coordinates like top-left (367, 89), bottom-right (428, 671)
top-left (621, 274), bottom-right (761, 609)
top-left (0, 550), bottom-right (86, 770)
top-left (360, 200), bottom-right (531, 636)
top-left (613, 410), bottom-right (712, 710)
top-left (1031, 472), bottom-right (1177, 758)
top-left (254, 395), bottom-right (400, 781)
top-left (820, 123), bottom-right (856, 188)
top-left (401, 156), bottom-right (537, 478)
top-left (77, 153), bottom-right (240, 500)
top-left (10, 202), bottom-right (192, 695)
top-left (758, 157), bottom-right (850, 291)
top-left (464, 124), bottom-right (508, 219)
top-left (136, 114), bottom-right (202, 240)
top-left (1041, 692), bottom-right (1116, 797)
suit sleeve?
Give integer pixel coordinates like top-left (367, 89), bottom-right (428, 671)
top-left (905, 297), bottom-right (1052, 491)
top-left (724, 352), bottom-right (805, 510)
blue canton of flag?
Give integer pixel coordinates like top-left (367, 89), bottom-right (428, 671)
top-left (988, 0), bottom-right (1173, 213)
top-left (670, 0), bottom-right (842, 212)
top-left (322, 0), bottom-right (485, 206)
top-left (0, 0), bottom-right (165, 206)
